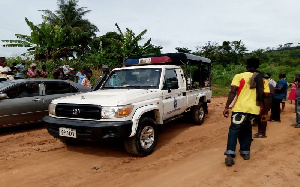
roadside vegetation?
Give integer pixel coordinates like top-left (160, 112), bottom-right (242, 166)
top-left (2, 0), bottom-right (299, 95)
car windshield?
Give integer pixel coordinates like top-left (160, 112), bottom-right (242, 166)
top-left (102, 68), bottom-right (161, 89)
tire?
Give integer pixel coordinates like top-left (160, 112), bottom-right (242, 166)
top-left (124, 117), bottom-right (158, 156)
top-left (191, 102), bottom-right (206, 125)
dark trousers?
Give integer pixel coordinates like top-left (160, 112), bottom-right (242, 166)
top-left (224, 112), bottom-right (256, 156)
top-left (257, 115), bottom-right (267, 136)
top-left (270, 98), bottom-right (282, 121)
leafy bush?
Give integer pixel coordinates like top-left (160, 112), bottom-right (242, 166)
top-left (211, 64), bottom-right (244, 87)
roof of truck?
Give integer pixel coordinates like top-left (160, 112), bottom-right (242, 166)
top-left (124, 53), bottom-right (211, 66)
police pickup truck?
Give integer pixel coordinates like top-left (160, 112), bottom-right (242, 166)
top-left (43, 53), bottom-right (212, 156)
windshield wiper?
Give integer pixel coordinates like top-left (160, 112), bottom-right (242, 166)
top-left (123, 85), bottom-right (142, 89)
top-left (102, 86), bottom-right (117, 89)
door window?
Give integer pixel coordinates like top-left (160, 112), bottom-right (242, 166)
top-left (44, 82), bottom-right (73, 95)
top-left (5, 83), bottom-right (39, 99)
top-left (163, 69), bottom-right (178, 89)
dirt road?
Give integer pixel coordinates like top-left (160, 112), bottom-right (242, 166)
top-left (0, 97), bottom-right (299, 187)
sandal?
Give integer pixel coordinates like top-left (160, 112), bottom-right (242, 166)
top-left (253, 133), bottom-right (267, 138)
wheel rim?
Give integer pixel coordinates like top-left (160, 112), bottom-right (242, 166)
top-left (139, 126), bottom-right (155, 149)
top-left (198, 106), bottom-right (204, 121)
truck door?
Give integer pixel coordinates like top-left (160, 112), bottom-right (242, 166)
top-left (162, 69), bottom-right (186, 120)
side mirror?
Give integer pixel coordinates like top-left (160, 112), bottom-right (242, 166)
top-left (0, 93), bottom-right (8, 100)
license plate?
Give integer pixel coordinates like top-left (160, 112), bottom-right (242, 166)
top-left (59, 127), bottom-right (76, 138)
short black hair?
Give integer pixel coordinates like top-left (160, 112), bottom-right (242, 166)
top-left (295, 74), bottom-right (300, 82)
top-left (279, 72), bottom-right (286, 78)
top-left (246, 58), bottom-right (260, 69)
top-left (264, 73), bottom-right (271, 79)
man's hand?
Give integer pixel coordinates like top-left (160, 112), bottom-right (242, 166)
top-left (223, 108), bottom-right (230, 118)
top-left (223, 86), bottom-right (237, 118)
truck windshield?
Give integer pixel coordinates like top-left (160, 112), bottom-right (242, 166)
top-left (102, 68), bottom-right (162, 89)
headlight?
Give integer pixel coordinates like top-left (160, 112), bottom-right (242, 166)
top-left (49, 103), bottom-right (57, 116)
top-left (101, 105), bottom-right (133, 119)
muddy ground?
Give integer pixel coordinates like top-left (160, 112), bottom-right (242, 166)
top-left (0, 97), bottom-right (299, 187)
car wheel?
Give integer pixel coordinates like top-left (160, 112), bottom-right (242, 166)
top-left (124, 117), bottom-right (158, 156)
top-left (191, 102), bottom-right (205, 125)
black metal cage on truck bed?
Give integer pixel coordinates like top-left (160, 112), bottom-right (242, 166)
top-left (124, 53), bottom-right (211, 89)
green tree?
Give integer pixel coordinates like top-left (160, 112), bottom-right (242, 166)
top-left (2, 18), bottom-right (69, 60)
top-left (249, 49), bottom-right (269, 63)
top-left (40, 0), bottom-right (98, 57)
top-left (195, 40), bottom-right (247, 66)
top-left (114, 23), bottom-right (162, 65)
top-left (217, 40), bottom-right (247, 66)
top-left (175, 47), bottom-right (192, 53)
top-left (194, 41), bottom-right (219, 62)
top-left (84, 32), bottom-right (123, 68)
top-left (2, 0), bottom-right (97, 60)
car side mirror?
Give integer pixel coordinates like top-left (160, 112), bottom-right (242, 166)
top-left (0, 93), bottom-right (8, 100)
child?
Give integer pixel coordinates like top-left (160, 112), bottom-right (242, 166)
top-left (288, 79), bottom-right (297, 104)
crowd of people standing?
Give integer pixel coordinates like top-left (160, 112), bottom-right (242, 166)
top-left (0, 57), bottom-right (93, 88)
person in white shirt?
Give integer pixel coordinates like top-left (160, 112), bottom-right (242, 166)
top-left (3, 62), bottom-right (14, 80)
top-left (0, 57), bottom-right (6, 81)
top-left (0, 61), bottom-right (10, 81)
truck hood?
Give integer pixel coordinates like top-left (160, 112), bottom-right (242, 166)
top-left (51, 89), bottom-right (160, 106)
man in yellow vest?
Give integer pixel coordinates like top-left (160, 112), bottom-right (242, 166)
top-left (223, 58), bottom-right (271, 166)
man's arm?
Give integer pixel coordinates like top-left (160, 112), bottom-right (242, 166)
top-left (223, 86), bottom-right (238, 118)
top-left (274, 86), bottom-right (282, 92)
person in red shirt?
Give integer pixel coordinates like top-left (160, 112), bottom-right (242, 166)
top-left (81, 72), bottom-right (92, 88)
top-left (27, 63), bottom-right (38, 78)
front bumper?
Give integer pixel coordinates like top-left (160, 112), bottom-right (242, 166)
top-left (43, 116), bottom-right (132, 141)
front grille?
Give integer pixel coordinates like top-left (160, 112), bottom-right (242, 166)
top-left (56, 104), bottom-right (101, 120)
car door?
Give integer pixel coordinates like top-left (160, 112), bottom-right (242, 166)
top-left (162, 69), bottom-right (186, 120)
top-left (42, 81), bottom-right (79, 113)
top-left (0, 82), bottom-right (45, 127)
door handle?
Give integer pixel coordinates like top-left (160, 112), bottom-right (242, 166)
top-left (33, 98), bottom-right (41, 102)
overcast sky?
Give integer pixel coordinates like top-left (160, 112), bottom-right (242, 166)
top-left (1, 0), bottom-right (299, 57)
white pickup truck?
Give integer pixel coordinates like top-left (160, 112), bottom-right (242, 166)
top-left (43, 53), bottom-right (212, 156)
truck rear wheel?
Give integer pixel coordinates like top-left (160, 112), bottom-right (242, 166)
top-left (191, 102), bottom-right (205, 125)
top-left (124, 117), bottom-right (158, 156)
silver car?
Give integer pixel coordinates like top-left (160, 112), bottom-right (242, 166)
top-left (0, 79), bottom-right (91, 127)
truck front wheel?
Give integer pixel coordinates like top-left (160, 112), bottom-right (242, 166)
top-left (191, 102), bottom-right (205, 125)
top-left (124, 117), bottom-right (158, 156)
